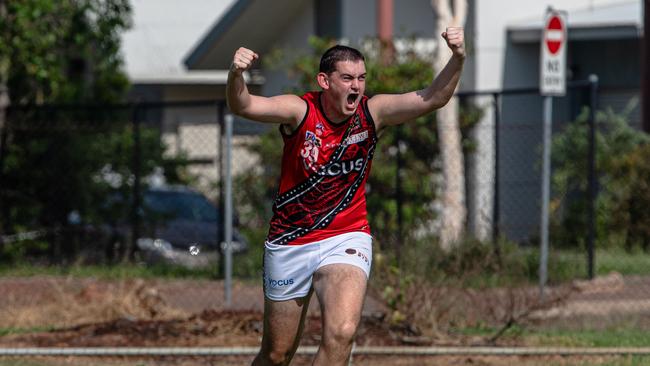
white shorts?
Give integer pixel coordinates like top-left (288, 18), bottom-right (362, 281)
top-left (263, 232), bottom-right (373, 301)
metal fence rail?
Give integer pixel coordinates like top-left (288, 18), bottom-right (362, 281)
top-left (3, 346), bottom-right (650, 356)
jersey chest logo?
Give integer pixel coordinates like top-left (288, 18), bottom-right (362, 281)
top-left (300, 130), bottom-right (321, 172)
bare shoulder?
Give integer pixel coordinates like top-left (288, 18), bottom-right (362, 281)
top-left (270, 94), bottom-right (308, 127)
top-left (245, 93), bottom-right (307, 126)
top-left (268, 94), bottom-right (306, 110)
top-left (367, 93), bottom-right (397, 130)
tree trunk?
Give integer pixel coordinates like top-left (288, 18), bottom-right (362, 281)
top-left (431, 0), bottom-right (467, 250)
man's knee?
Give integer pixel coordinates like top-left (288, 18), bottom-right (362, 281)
top-left (324, 320), bottom-right (358, 347)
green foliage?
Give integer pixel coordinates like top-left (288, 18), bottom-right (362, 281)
top-left (550, 104), bottom-right (650, 250)
top-left (1, 0), bottom-right (136, 236)
top-left (375, 236), bottom-right (551, 288)
top-left (1, 106), bottom-right (190, 263)
top-left (0, 0), bottom-right (132, 104)
top-left (0, 1), bottom-right (189, 264)
top-left (607, 142), bottom-right (650, 250)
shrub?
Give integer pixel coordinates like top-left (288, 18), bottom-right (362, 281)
top-left (370, 236), bottom-right (575, 336)
top-left (607, 143), bottom-right (650, 251)
top-left (550, 104), bottom-right (649, 250)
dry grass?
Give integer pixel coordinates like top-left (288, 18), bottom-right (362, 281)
top-left (1, 278), bottom-right (187, 329)
top-left (393, 278), bottom-right (574, 345)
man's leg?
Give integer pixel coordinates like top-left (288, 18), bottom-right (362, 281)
top-left (311, 264), bottom-right (367, 366)
top-left (252, 292), bottom-right (312, 366)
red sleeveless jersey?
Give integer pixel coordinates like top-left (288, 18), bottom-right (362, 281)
top-left (266, 91), bottom-right (378, 245)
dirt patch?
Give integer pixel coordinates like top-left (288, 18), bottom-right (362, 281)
top-left (1, 308), bottom-right (450, 348)
top-left (1, 354), bottom-right (647, 366)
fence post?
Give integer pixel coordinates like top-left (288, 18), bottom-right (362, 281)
top-left (224, 113), bottom-right (234, 307)
top-left (128, 104), bottom-right (141, 263)
top-left (491, 92), bottom-right (502, 263)
top-left (587, 74), bottom-right (599, 279)
top-left (492, 93), bottom-right (500, 241)
top-left (643, 0), bottom-right (650, 133)
top-left (217, 103), bottom-right (225, 277)
top-left (395, 124), bottom-right (403, 264)
top-left (0, 84), bottom-right (8, 242)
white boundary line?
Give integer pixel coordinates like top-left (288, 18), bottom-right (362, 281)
top-left (2, 347), bottom-right (650, 356)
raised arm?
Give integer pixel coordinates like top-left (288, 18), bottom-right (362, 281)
top-left (227, 47), bottom-right (306, 128)
top-left (368, 27), bottom-right (465, 130)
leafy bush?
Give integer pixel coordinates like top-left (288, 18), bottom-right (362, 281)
top-left (550, 104), bottom-right (649, 250)
top-left (0, 2), bottom-right (195, 264)
top-left (607, 143), bottom-right (650, 251)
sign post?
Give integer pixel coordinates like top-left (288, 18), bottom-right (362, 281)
top-left (539, 7), bottom-right (567, 298)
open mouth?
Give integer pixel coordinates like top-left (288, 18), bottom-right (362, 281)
top-left (346, 93), bottom-right (359, 106)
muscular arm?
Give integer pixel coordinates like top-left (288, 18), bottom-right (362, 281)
top-left (226, 47), bottom-right (306, 128)
top-left (368, 27), bottom-right (465, 130)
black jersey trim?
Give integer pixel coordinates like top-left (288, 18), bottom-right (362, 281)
top-left (361, 97), bottom-right (378, 141)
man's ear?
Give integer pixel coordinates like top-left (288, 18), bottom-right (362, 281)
top-left (317, 72), bottom-right (329, 90)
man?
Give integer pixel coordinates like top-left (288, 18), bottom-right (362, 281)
top-left (227, 27), bottom-right (465, 366)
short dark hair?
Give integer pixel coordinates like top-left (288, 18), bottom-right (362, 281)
top-left (319, 45), bottom-right (365, 74)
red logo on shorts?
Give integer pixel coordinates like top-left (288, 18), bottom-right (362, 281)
top-left (345, 249), bottom-right (357, 255)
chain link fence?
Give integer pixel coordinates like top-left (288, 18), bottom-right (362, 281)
top-left (0, 82), bottom-right (649, 360)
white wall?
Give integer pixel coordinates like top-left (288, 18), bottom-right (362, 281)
top-left (122, 0), bottom-right (236, 80)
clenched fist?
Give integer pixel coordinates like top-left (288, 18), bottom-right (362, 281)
top-left (230, 47), bottom-right (259, 74)
top-left (442, 27), bottom-right (465, 58)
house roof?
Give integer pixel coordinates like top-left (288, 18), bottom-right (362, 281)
top-left (508, 0), bottom-right (642, 42)
top-left (184, 0), bottom-right (308, 70)
top-left (121, 0), bottom-right (238, 85)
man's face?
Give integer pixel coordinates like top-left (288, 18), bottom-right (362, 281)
top-left (320, 60), bottom-right (366, 119)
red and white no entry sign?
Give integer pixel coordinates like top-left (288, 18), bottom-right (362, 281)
top-left (545, 16), bottom-right (564, 54)
top-left (540, 8), bottom-right (567, 96)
